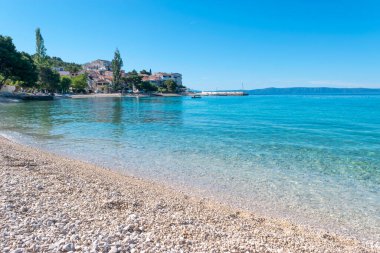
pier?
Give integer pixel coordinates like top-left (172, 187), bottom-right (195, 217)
top-left (200, 91), bottom-right (248, 96)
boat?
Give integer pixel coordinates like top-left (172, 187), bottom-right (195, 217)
top-left (191, 95), bottom-right (202, 98)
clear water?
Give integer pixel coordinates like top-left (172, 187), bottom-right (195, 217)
top-left (0, 96), bottom-right (379, 242)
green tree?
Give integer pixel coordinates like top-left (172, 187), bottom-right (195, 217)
top-left (0, 35), bottom-right (17, 88)
top-left (71, 73), bottom-right (88, 92)
top-left (60, 76), bottom-right (72, 93)
top-left (122, 72), bottom-right (142, 90)
top-left (129, 69), bottom-right (138, 75)
top-left (38, 66), bottom-right (60, 92)
top-left (44, 56), bottom-right (82, 73)
top-left (35, 28), bottom-right (47, 66)
top-left (157, 87), bottom-right (167, 93)
top-left (140, 69), bottom-right (150, 75)
top-left (65, 64), bottom-right (81, 74)
top-left (164, 79), bottom-right (178, 93)
top-left (0, 35), bottom-right (38, 89)
top-left (139, 81), bottom-right (158, 92)
top-left (17, 52), bottom-right (38, 89)
top-left (111, 48), bottom-right (123, 91)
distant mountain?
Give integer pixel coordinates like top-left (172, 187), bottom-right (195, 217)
top-left (247, 87), bottom-right (380, 95)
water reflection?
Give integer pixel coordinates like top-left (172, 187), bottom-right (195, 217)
top-left (111, 98), bottom-right (124, 137)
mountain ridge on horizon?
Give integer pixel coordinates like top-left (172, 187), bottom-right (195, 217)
top-left (209, 87), bottom-right (380, 95)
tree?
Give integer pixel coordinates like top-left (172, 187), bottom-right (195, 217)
top-left (140, 69), bottom-right (150, 75)
top-left (0, 35), bottom-right (38, 89)
top-left (164, 79), bottom-right (178, 93)
top-left (71, 73), bottom-right (88, 93)
top-left (60, 76), bottom-right (72, 93)
top-left (139, 81), bottom-right (158, 92)
top-left (44, 56), bottom-right (82, 73)
top-left (111, 48), bottom-right (123, 91)
top-left (35, 28), bottom-right (47, 66)
top-left (65, 64), bottom-right (81, 74)
top-left (157, 87), bottom-right (167, 93)
top-left (0, 35), bottom-right (17, 88)
top-left (122, 71), bottom-right (142, 90)
top-left (38, 66), bottom-right (60, 92)
top-left (16, 52), bottom-right (38, 89)
top-left (129, 69), bottom-right (138, 75)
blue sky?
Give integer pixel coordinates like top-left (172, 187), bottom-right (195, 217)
top-left (1, 0), bottom-right (380, 90)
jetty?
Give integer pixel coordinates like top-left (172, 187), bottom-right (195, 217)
top-left (200, 91), bottom-right (248, 96)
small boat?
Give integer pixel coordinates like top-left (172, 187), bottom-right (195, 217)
top-left (191, 95), bottom-right (202, 99)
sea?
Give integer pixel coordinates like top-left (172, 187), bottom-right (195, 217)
top-left (0, 95), bottom-right (379, 243)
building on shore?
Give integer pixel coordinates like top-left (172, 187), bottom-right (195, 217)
top-left (142, 72), bottom-right (182, 86)
top-left (80, 60), bottom-right (184, 93)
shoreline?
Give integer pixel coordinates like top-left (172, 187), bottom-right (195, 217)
top-left (70, 93), bottom-right (184, 99)
top-left (0, 136), bottom-right (377, 252)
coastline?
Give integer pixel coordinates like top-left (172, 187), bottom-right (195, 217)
top-left (0, 136), bottom-right (377, 252)
top-left (70, 93), bottom-right (183, 99)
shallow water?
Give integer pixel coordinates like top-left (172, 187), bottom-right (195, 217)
top-left (1, 95), bottom-right (379, 242)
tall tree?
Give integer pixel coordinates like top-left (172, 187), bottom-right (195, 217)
top-left (35, 28), bottom-right (47, 66)
top-left (111, 48), bottom-right (123, 91)
top-left (38, 66), bottom-right (60, 92)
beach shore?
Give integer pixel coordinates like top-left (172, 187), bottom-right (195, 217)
top-left (0, 136), bottom-right (377, 252)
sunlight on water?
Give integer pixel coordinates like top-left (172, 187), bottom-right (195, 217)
top-left (1, 96), bottom-right (379, 242)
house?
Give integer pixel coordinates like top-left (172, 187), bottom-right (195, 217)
top-left (58, 71), bottom-right (71, 77)
top-left (142, 72), bottom-right (182, 86)
top-left (52, 67), bottom-right (65, 72)
top-left (87, 70), bottom-right (113, 93)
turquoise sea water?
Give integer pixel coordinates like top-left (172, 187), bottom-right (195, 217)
top-left (0, 96), bottom-right (379, 242)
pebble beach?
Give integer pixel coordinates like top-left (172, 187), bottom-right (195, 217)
top-left (0, 136), bottom-right (378, 253)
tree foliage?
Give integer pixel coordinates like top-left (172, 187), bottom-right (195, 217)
top-left (60, 76), bottom-right (72, 93)
top-left (164, 79), bottom-right (178, 93)
top-left (71, 74), bottom-right (88, 92)
top-left (44, 56), bottom-right (82, 73)
top-left (35, 28), bottom-right (47, 66)
top-left (17, 52), bottom-right (39, 88)
top-left (0, 35), bottom-right (38, 89)
top-left (139, 81), bottom-right (158, 92)
top-left (38, 66), bottom-right (60, 92)
top-left (122, 71), bottom-right (142, 90)
top-left (140, 69), bottom-right (150, 75)
top-left (111, 48), bottom-right (123, 90)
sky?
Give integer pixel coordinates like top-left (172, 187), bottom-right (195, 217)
top-left (1, 0), bottom-right (380, 90)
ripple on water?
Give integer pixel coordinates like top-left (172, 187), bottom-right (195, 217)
top-left (0, 95), bottom-right (379, 242)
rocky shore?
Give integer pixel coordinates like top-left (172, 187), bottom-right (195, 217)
top-left (0, 136), bottom-right (377, 252)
